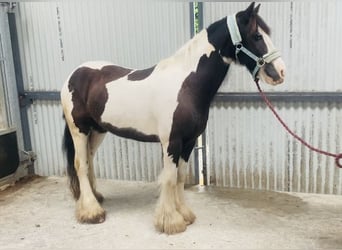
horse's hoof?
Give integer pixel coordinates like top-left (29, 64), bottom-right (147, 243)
top-left (178, 205), bottom-right (196, 225)
top-left (76, 203), bottom-right (106, 224)
top-left (154, 209), bottom-right (187, 234)
top-left (77, 210), bottom-right (106, 224)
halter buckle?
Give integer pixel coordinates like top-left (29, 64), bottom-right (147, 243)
top-left (257, 58), bottom-right (265, 67)
top-left (235, 43), bottom-right (243, 63)
top-left (236, 43), bottom-right (243, 50)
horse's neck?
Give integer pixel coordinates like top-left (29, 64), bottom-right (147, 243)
top-left (173, 27), bottom-right (231, 107)
top-left (191, 49), bottom-right (230, 108)
top-left (157, 21), bottom-right (231, 106)
top-left (157, 30), bottom-right (216, 71)
top-left (174, 30), bottom-right (217, 68)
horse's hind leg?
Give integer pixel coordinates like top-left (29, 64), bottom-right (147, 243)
top-left (70, 125), bottom-right (106, 223)
top-left (88, 130), bottom-right (106, 203)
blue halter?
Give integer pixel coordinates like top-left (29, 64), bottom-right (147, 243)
top-left (227, 14), bottom-right (281, 80)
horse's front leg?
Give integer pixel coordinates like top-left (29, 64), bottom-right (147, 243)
top-left (176, 158), bottom-right (196, 225)
top-left (154, 141), bottom-right (187, 234)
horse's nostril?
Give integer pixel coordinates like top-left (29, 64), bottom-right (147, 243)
top-left (280, 69), bottom-right (285, 78)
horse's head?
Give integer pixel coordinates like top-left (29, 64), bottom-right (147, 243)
top-left (226, 2), bottom-right (286, 85)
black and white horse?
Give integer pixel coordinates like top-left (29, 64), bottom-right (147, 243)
top-left (61, 2), bottom-right (285, 234)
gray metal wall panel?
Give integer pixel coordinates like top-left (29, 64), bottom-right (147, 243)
top-left (0, 8), bottom-right (8, 129)
top-left (17, 2), bottom-right (196, 183)
top-left (206, 102), bottom-right (287, 191)
top-left (204, 2), bottom-right (342, 194)
top-left (0, 56), bottom-right (7, 129)
top-left (0, 6), bottom-right (24, 147)
top-left (26, 101), bottom-right (65, 176)
top-left (16, 1), bottom-right (191, 90)
top-left (207, 102), bottom-right (342, 194)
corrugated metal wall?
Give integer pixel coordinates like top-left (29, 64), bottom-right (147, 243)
top-left (0, 5), bottom-right (25, 150)
top-left (14, 1), bottom-right (342, 192)
top-left (207, 101), bottom-right (342, 194)
top-left (15, 1), bottom-right (196, 184)
top-left (0, 7), bottom-right (11, 130)
top-left (0, 46), bottom-right (7, 129)
top-left (204, 2), bottom-right (342, 194)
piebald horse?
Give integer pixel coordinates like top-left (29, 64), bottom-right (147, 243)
top-left (61, 2), bottom-right (286, 234)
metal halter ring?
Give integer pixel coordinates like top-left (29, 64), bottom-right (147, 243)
top-left (257, 58), bottom-right (265, 67)
top-left (236, 43), bottom-right (243, 50)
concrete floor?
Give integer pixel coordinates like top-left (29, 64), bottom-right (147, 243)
top-left (1, 176), bottom-right (342, 249)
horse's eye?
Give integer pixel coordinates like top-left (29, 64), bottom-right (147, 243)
top-left (255, 34), bottom-right (263, 41)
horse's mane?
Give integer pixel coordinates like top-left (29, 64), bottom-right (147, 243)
top-left (256, 15), bottom-right (271, 35)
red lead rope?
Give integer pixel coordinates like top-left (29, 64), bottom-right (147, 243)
top-left (255, 79), bottom-right (342, 168)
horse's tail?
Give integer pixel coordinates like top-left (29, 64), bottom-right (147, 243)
top-left (63, 120), bottom-right (80, 200)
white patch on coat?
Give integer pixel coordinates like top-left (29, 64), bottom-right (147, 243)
top-left (257, 28), bottom-right (286, 85)
top-left (176, 158), bottom-right (196, 224)
top-left (221, 55), bottom-right (233, 64)
top-left (100, 30), bottom-right (216, 141)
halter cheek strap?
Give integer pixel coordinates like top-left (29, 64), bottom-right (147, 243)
top-left (227, 14), bottom-right (242, 45)
top-left (227, 14), bottom-right (281, 80)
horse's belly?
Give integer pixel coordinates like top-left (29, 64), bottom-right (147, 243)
top-left (101, 99), bottom-right (158, 136)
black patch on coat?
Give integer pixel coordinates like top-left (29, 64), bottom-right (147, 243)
top-left (165, 7), bottom-right (276, 165)
top-left (207, 18), bottom-right (234, 59)
top-left (100, 122), bottom-right (160, 143)
top-left (68, 65), bottom-right (132, 134)
top-left (167, 52), bottom-right (229, 165)
top-left (127, 66), bottom-right (156, 81)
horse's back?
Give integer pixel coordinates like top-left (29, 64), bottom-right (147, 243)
top-left (79, 60), bottom-right (119, 70)
top-left (60, 60), bottom-right (132, 122)
top-left (61, 60), bottom-right (126, 95)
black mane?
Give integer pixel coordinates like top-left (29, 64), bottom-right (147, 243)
top-left (256, 15), bottom-right (270, 35)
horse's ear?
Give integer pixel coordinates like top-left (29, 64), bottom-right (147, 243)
top-left (240, 2), bottom-right (256, 25)
top-left (254, 4), bottom-right (260, 15)
top-left (244, 2), bottom-right (255, 18)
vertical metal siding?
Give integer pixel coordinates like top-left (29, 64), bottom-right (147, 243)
top-left (207, 102), bottom-right (287, 191)
top-left (207, 102), bottom-right (342, 194)
top-left (0, 43), bottom-right (7, 129)
top-left (203, 2), bottom-right (342, 194)
top-left (17, 2), bottom-right (196, 183)
top-left (0, 7), bottom-right (8, 129)
top-left (0, 6), bottom-right (24, 147)
top-left (17, 1), bottom-right (191, 91)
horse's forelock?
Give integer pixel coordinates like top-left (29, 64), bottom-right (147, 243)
top-left (256, 15), bottom-right (271, 35)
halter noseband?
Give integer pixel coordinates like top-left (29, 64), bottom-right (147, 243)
top-left (227, 14), bottom-right (281, 80)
